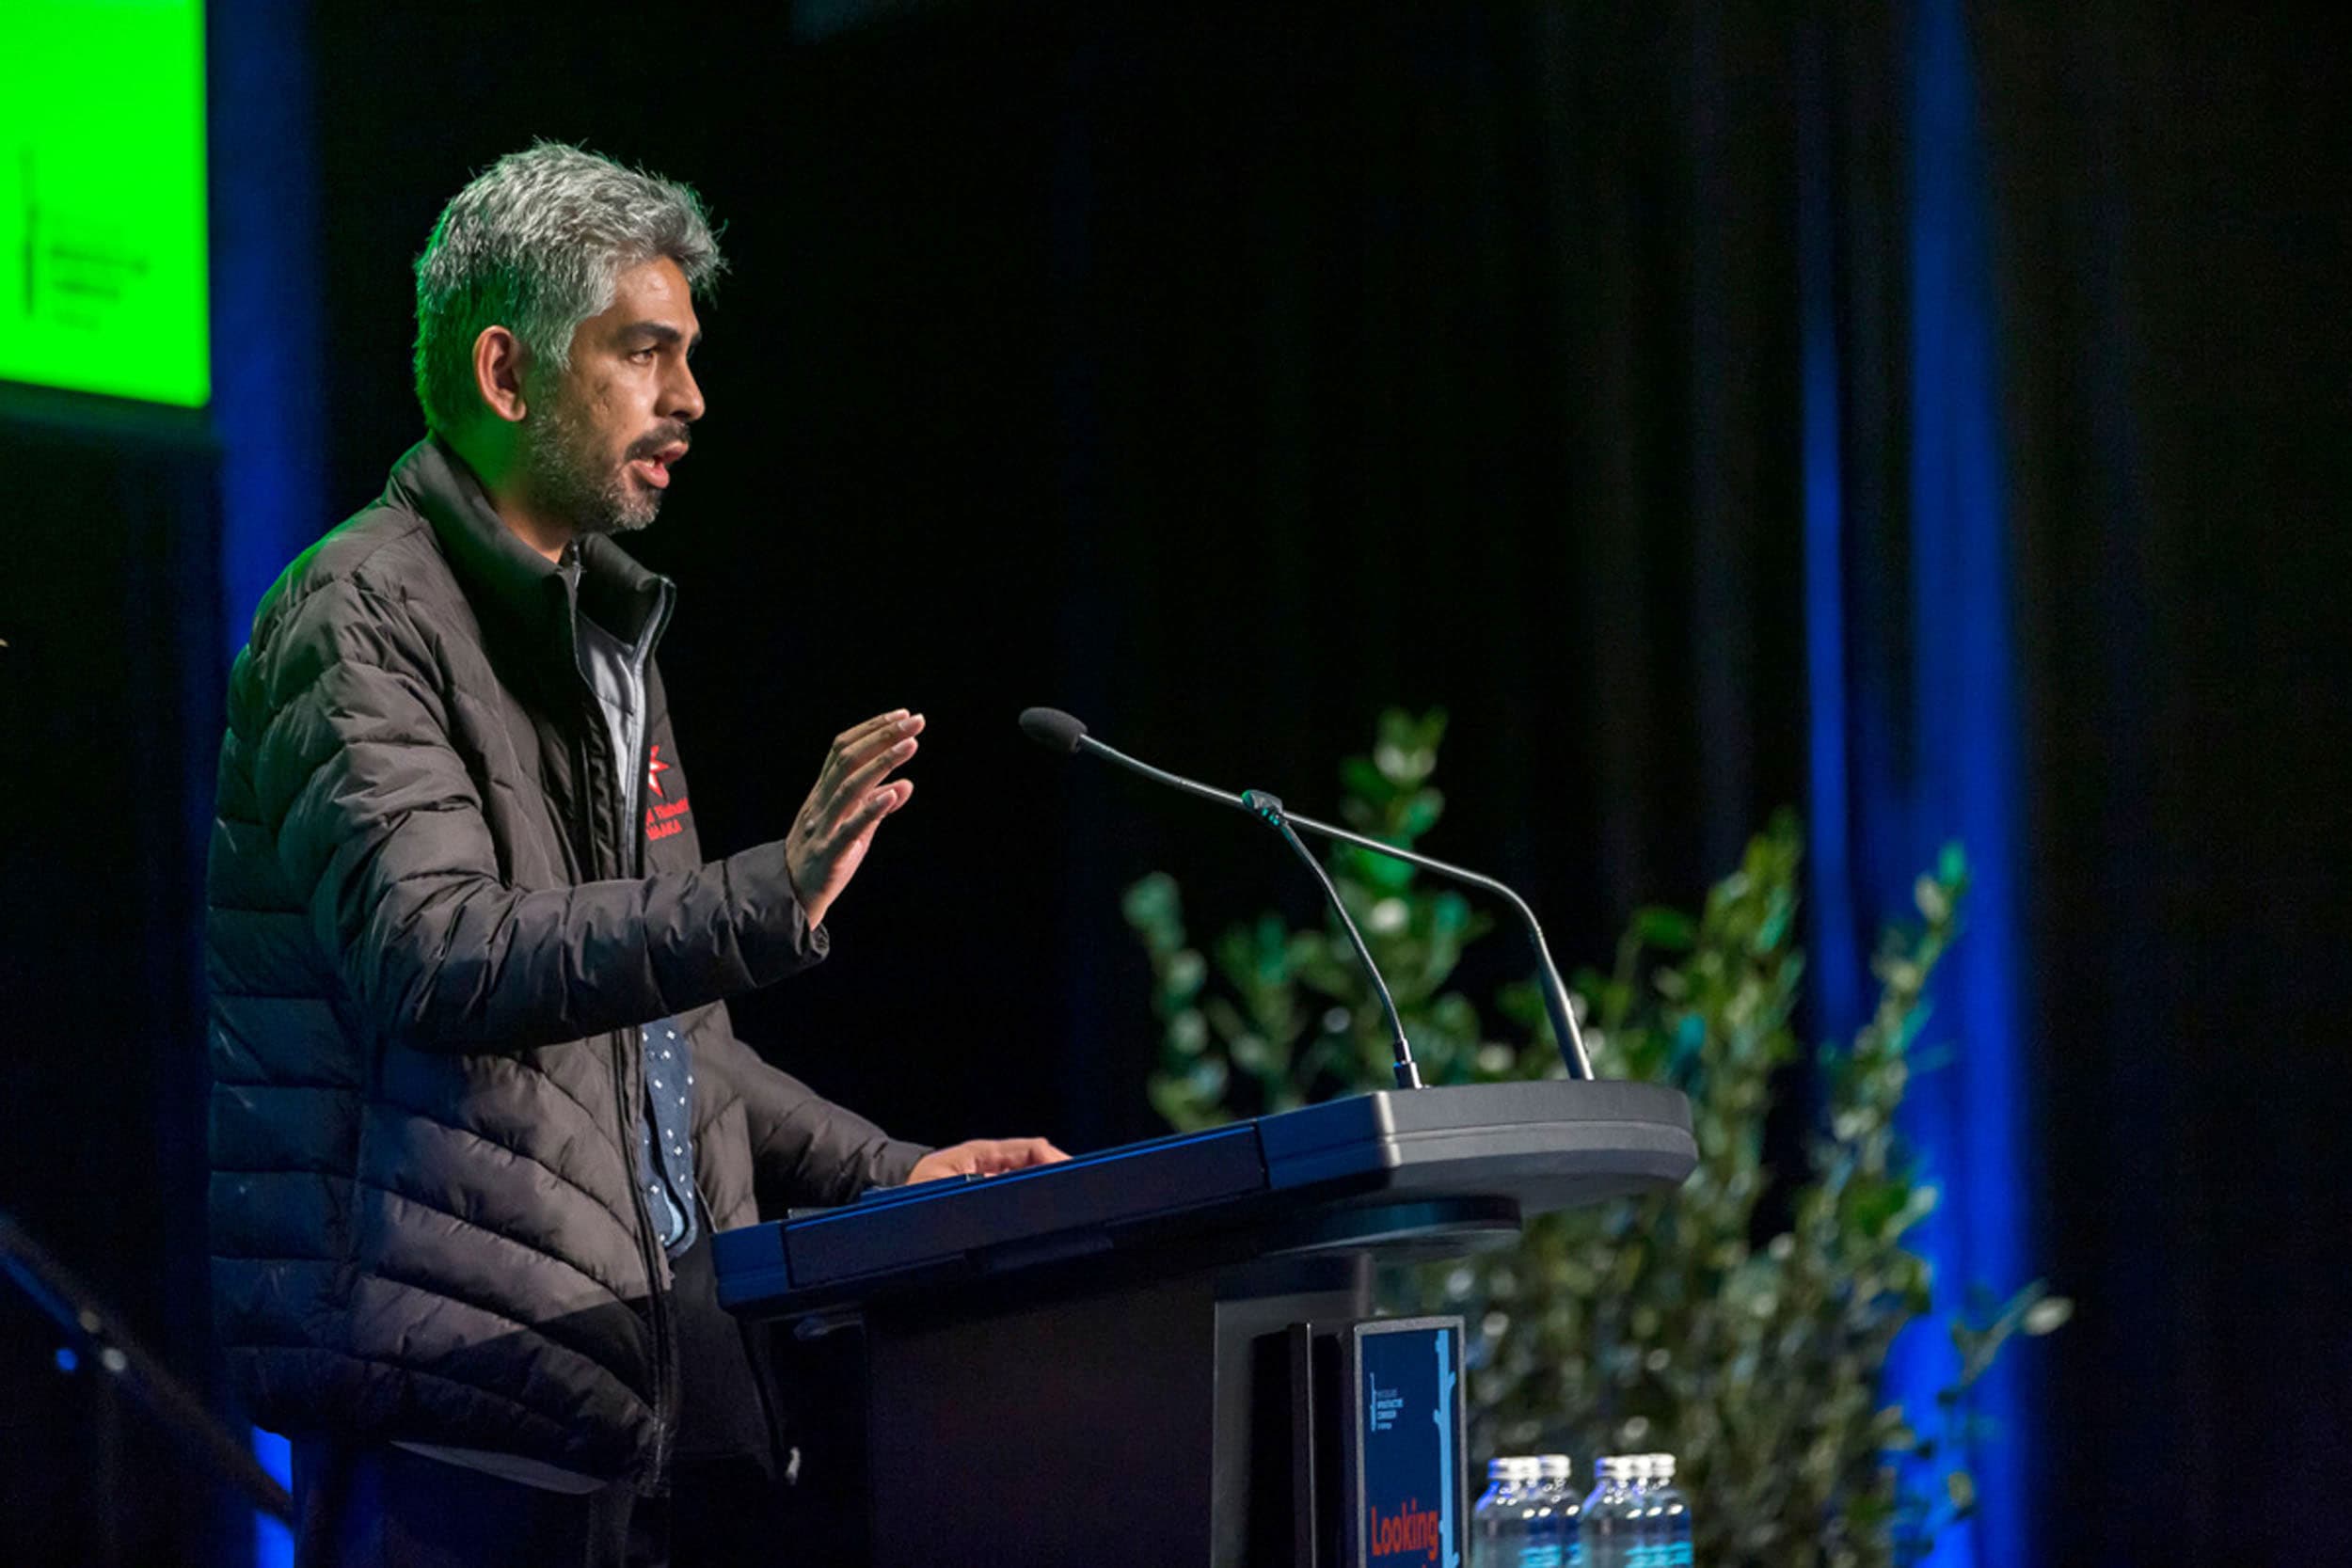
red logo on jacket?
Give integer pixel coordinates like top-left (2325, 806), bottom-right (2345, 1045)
top-left (645, 745), bottom-right (691, 841)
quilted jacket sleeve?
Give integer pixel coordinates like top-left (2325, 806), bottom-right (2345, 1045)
top-left (246, 576), bottom-right (823, 1053)
top-left (695, 1026), bottom-right (930, 1210)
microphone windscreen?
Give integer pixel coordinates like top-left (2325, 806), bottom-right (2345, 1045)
top-left (1018, 706), bottom-right (1089, 754)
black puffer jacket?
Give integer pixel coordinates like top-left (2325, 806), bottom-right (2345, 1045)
top-left (206, 437), bottom-right (922, 1482)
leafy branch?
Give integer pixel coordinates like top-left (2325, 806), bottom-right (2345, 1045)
top-left (1124, 708), bottom-right (2067, 1568)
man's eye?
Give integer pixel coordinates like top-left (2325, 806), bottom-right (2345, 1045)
top-left (630, 347), bottom-right (658, 363)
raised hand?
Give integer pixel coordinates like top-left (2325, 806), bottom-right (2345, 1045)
top-left (786, 708), bottom-right (923, 929)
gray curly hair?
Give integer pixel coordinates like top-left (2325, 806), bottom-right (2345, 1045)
top-left (413, 141), bottom-right (724, 434)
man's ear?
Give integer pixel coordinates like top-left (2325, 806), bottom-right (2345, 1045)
top-left (470, 325), bottom-right (531, 424)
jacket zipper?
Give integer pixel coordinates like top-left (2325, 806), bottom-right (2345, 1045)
top-left (624, 712), bottom-right (679, 1486)
top-left (564, 567), bottom-right (683, 1486)
top-left (581, 714), bottom-right (677, 1486)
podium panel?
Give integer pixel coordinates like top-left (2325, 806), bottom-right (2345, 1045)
top-left (718, 1081), bottom-right (1696, 1566)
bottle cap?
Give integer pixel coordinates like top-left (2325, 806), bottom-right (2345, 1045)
top-left (1487, 1455), bottom-right (1540, 1481)
top-left (1538, 1453), bottom-right (1572, 1481)
top-left (1646, 1452), bottom-right (1677, 1481)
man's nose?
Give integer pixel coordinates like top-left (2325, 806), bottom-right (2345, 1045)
top-left (665, 361), bottom-right (706, 424)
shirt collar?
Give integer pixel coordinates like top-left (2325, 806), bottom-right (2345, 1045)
top-left (390, 434), bottom-right (675, 667)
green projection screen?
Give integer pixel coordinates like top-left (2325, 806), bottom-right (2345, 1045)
top-left (1, 0), bottom-right (210, 407)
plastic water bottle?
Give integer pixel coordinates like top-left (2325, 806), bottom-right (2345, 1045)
top-left (1617, 1455), bottom-right (1652, 1566)
top-left (1625, 1455), bottom-right (1658, 1568)
top-left (1474, 1456), bottom-right (1549, 1568)
top-left (1535, 1453), bottom-right (1582, 1566)
top-left (1512, 1454), bottom-right (1565, 1568)
top-left (1643, 1454), bottom-right (1692, 1567)
top-left (1578, 1455), bottom-right (1638, 1568)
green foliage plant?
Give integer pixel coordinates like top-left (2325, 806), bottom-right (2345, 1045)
top-left (1122, 709), bottom-right (2068, 1568)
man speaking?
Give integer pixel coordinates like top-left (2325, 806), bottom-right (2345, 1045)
top-left (205, 142), bottom-right (1063, 1565)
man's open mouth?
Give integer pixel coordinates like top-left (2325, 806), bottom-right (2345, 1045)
top-left (628, 442), bottom-right (690, 489)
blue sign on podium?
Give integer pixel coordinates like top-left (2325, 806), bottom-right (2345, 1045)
top-left (1343, 1316), bottom-right (1468, 1568)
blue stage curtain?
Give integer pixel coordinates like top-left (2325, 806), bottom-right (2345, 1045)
top-left (211, 0), bottom-right (325, 657)
top-left (209, 4), bottom-right (322, 1563)
top-left (1804, 4), bottom-right (2033, 1565)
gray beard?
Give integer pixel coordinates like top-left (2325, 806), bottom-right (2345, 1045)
top-left (521, 396), bottom-right (661, 537)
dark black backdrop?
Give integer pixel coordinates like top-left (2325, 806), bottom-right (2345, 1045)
top-left (1985, 6), bottom-right (2352, 1561)
top-left (0, 411), bottom-right (227, 1564)
top-left (2, 3), bottom-right (2346, 1563)
top-left (306, 0), bottom-right (1810, 1161)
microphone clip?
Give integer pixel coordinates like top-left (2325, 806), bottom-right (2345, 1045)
top-left (1240, 789), bottom-right (1287, 828)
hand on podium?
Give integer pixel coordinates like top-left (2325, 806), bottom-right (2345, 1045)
top-left (908, 1138), bottom-right (1069, 1182)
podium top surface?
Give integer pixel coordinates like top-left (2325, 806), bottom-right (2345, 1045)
top-left (714, 1079), bottom-right (1695, 1320)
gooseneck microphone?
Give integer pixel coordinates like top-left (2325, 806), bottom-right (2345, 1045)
top-left (1025, 707), bottom-right (1422, 1085)
top-left (1019, 706), bottom-right (1596, 1082)
top-left (1245, 786), bottom-right (1422, 1091)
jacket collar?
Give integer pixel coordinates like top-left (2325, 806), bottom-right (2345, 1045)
top-left (389, 436), bottom-right (675, 661)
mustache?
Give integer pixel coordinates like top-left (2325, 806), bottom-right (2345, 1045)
top-left (627, 425), bottom-right (693, 460)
